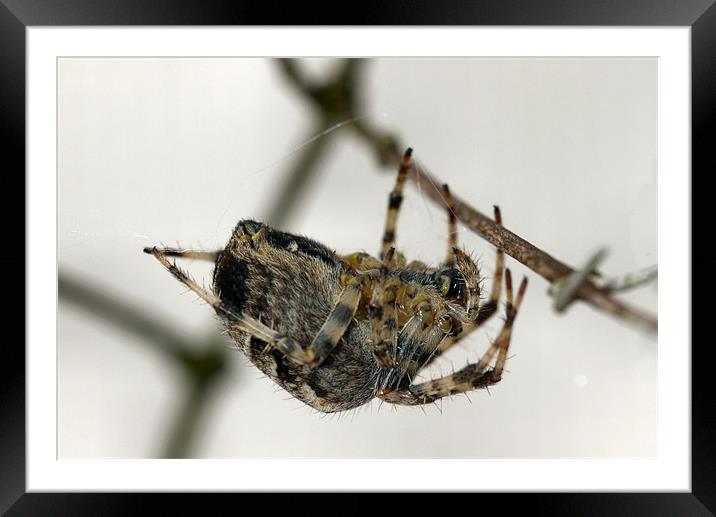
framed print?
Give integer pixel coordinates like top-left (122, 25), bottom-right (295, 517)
top-left (3, 0), bottom-right (712, 513)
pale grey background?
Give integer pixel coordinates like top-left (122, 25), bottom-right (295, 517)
top-left (58, 58), bottom-right (657, 457)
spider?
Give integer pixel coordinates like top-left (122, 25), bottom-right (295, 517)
top-left (144, 148), bottom-right (528, 413)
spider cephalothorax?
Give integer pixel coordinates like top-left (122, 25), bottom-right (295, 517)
top-left (145, 148), bottom-right (527, 413)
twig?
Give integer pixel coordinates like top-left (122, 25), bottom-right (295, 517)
top-left (549, 248), bottom-right (608, 312)
top-left (604, 265), bottom-right (658, 293)
top-left (277, 58), bottom-right (658, 334)
top-left (408, 159), bottom-right (657, 333)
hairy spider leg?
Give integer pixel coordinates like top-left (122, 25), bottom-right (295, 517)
top-left (442, 183), bottom-right (458, 267)
top-left (366, 248), bottom-right (401, 368)
top-left (147, 247), bottom-right (363, 369)
top-left (380, 147), bottom-right (413, 259)
top-left (142, 247), bottom-right (222, 262)
top-left (339, 251), bottom-right (383, 271)
top-left (377, 269), bottom-right (528, 406)
top-left (473, 205), bottom-right (505, 325)
top-left (422, 205), bottom-right (506, 368)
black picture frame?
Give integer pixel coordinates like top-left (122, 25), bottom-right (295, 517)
top-left (2, 1), bottom-right (711, 514)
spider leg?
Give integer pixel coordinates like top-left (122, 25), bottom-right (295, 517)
top-left (142, 247), bottom-right (222, 262)
top-left (422, 205), bottom-right (505, 367)
top-left (306, 272), bottom-right (364, 367)
top-left (380, 147), bottom-right (413, 259)
top-left (367, 248), bottom-right (401, 367)
top-left (473, 205), bottom-right (505, 326)
top-left (147, 247), bottom-right (362, 368)
top-left (378, 270), bottom-right (527, 406)
top-left (442, 183), bottom-right (458, 267)
top-left (339, 251), bottom-right (383, 271)
top-left (339, 250), bottom-right (408, 272)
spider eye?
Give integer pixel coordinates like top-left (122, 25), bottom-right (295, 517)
top-left (449, 278), bottom-right (465, 301)
top-left (439, 269), bottom-right (465, 301)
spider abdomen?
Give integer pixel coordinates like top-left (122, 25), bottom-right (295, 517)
top-left (213, 220), bottom-right (381, 412)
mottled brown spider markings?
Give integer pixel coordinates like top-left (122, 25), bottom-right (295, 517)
top-left (144, 148), bottom-right (528, 413)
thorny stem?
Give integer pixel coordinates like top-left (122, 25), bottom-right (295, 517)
top-left (59, 271), bottom-right (229, 457)
top-left (363, 130), bottom-right (658, 334)
top-left (277, 58), bottom-right (658, 334)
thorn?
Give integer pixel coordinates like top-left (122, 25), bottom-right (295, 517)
top-left (493, 205), bottom-right (502, 225)
top-left (551, 247), bottom-right (608, 313)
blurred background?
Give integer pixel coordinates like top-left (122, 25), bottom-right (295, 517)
top-left (58, 57), bottom-right (657, 458)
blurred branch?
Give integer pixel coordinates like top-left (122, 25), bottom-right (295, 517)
top-left (59, 271), bottom-right (228, 458)
top-left (549, 247), bottom-right (609, 313)
top-left (162, 364), bottom-right (221, 459)
top-left (263, 121), bottom-right (333, 228)
top-left (265, 60), bottom-right (366, 227)
top-left (603, 264), bottom-right (658, 293)
top-left (277, 58), bottom-right (658, 334)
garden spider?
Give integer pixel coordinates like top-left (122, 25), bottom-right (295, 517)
top-left (145, 148), bottom-right (528, 413)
